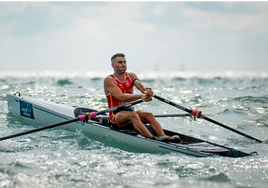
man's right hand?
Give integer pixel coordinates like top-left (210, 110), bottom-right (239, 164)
top-left (141, 94), bottom-right (152, 102)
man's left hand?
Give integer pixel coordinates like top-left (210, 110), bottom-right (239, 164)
top-left (144, 88), bottom-right (153, 96)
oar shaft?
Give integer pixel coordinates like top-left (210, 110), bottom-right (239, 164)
top-left (154, 113), bottom-right (190, 118)
top-left (94, 113), bottom-right (190, 120)
top-left (97, 99), bottom-right (143, 115)
top-left (87, 99), bottom-right (144, 119)
top-left (0, 99), bottom-right (144, 142)
top-left (0, 118), bottom-right (80, 141)
top-left (204, 116), bottom-right (263, 143)
top-left (153, 94), bottom-right (263, 143)
top-left (153, 94), bottom-right (191, 113)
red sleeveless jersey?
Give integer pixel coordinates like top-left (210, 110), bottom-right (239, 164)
top-left (106, 72), bottom-right (134, 123)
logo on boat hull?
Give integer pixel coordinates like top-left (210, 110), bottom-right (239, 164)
top-left (20, 101), bottom-right (35, 119)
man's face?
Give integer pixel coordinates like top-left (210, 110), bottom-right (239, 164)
top-left (112, 56), bottom-right (127, 73)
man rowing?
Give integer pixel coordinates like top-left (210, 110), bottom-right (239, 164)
top-left (104, 53), bottom-right (180, 142)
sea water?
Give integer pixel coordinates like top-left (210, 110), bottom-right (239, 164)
top-left (0, 70), bottom-right (268, 188)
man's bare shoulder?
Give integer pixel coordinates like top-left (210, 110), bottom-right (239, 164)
top-left (104, 75), bottom-right (111, 79)
top-left (104, 74), bottom-right (114, 80)
top-left (104, 75), bottom-right (115, 85)
top-left (128, 72), bottom-right (138, 79)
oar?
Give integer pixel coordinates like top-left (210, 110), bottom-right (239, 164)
top-left (152, 94), bottom-right (263, 143)
top-left (94, 113), bottom-right (191, 120)
top-left (0, 99), bottom-right (144, 142)
top-left (154, 113), bottom-right (190, 118)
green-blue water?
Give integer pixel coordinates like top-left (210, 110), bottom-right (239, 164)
top-left (0, 70), bottom-right (268, 188)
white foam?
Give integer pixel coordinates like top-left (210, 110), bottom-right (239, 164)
top-left (1, 70), bottom-right (268, 79)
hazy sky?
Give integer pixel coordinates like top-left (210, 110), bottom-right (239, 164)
top-left (1, 1), bottom-right (268, 72)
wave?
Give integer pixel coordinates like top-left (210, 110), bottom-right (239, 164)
top-left (56, 79), bottom-right (73, 86)
top-left (234, 96), bottom-right (268, 103)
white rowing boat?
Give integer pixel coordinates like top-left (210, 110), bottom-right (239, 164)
top-left (5, 92), bottom-right (256, 157)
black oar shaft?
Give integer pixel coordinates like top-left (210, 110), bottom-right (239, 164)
top-left (153, 94), bottom-right (263, 143)
top-left (154, 113), bottom-right (190, 118)
top-left (204, 116), bottom-right (263, 143)
top-left (96, 99), bottom-right (143, 115)
top-left (0, 118), bottom-right (79, 141)
top-left (153, 94), bottom-right (191, 113)
top-left (95, 113), bottom-right (190, 120)
top-left (0, 99), bottom-right (144, 142)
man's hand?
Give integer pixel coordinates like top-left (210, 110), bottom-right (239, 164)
top-left (141, 93), bottom-right (152, 102)
top-left (144, 89), bottom-right (153, 96)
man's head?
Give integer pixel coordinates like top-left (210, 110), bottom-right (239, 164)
top-left (111, 53), bottom-right (125, 64)
top-left (111, 53), bottom-right (127, 74)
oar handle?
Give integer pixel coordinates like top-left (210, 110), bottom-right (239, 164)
top-left (153, 94), bottom-right (263, 143)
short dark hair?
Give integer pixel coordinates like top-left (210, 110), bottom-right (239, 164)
top-left (111, 53), bottom-right (125, 63)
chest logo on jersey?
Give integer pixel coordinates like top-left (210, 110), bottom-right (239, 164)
top-left (125, 81), bottom-right (130, 88)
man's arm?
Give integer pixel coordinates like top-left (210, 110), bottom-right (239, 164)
top-left (104, 76), bottom-right (143, 102)
top-left (129, 72), bottom-right (153, 95)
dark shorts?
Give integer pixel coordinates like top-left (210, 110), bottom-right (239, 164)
top-left (113, 107), bottom-right (134, 114)
top-left (110, 107), bottom-right (135, 130)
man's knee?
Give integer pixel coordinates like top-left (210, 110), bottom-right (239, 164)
top-left (144, 111), bottom-right (154, 118)
top-left (129, 111), bottom-right (140, 120)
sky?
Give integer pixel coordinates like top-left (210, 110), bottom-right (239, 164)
top-left (0, 1), bottom-right (268, 72)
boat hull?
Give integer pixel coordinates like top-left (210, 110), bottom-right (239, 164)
top-left (6, 93), bottom-right (254, 157)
